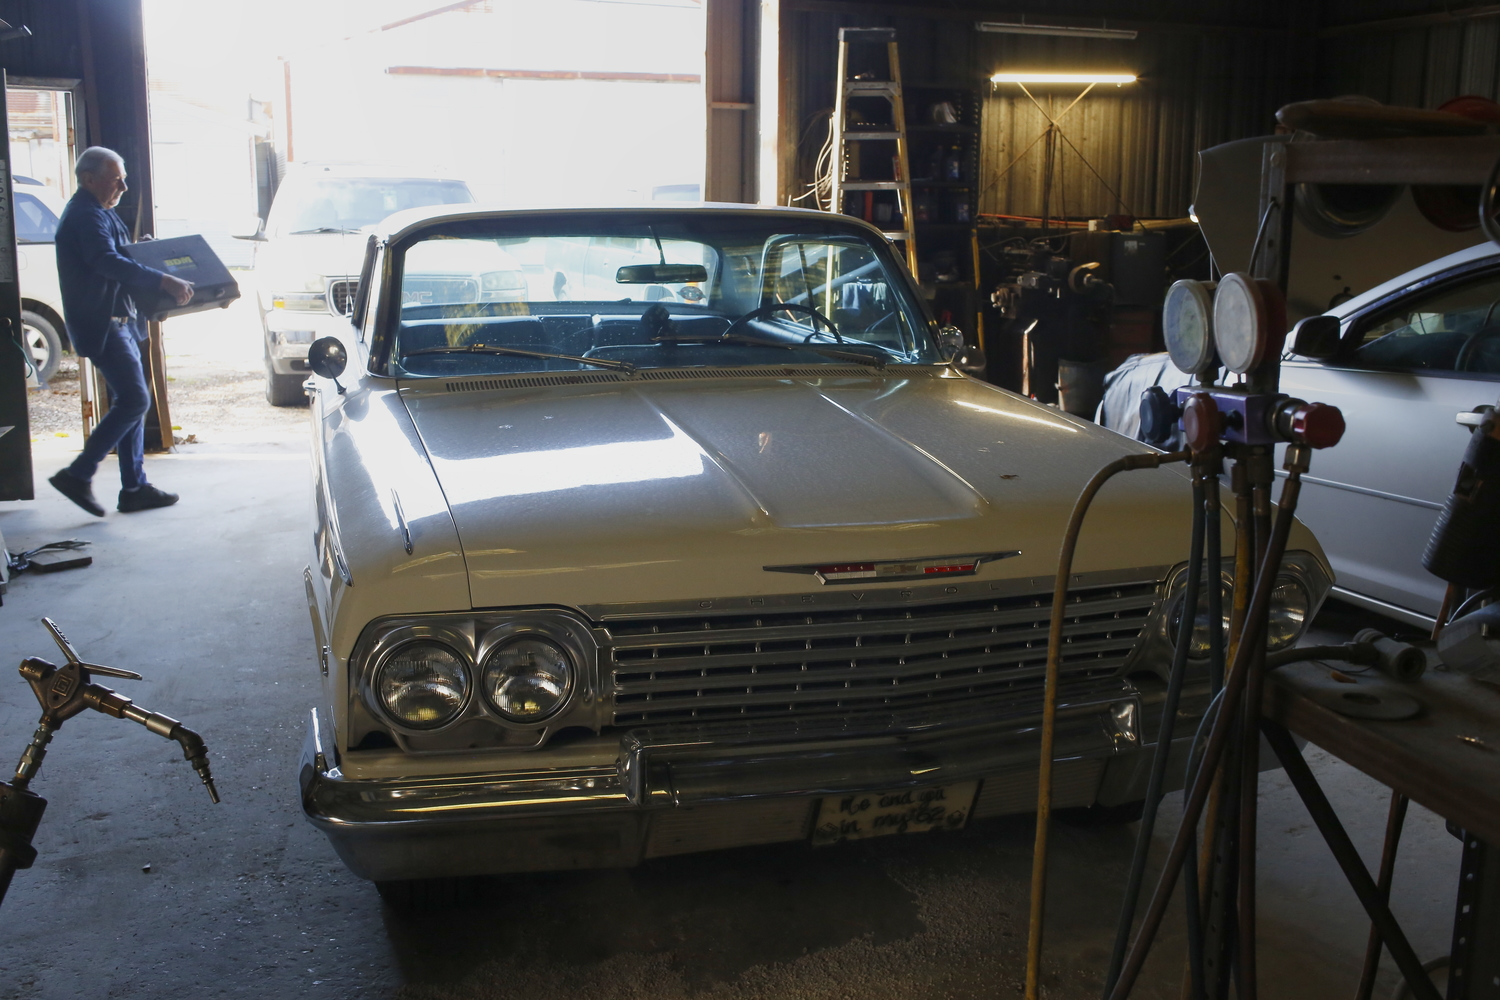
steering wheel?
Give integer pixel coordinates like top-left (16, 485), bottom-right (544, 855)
top-left (1457, 324), bottom-right (1500, 372)
top-left (724, 302), bottom-right (843, 344)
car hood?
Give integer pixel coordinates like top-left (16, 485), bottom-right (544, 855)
top-left (397, 371), bottom-right (1199, 609)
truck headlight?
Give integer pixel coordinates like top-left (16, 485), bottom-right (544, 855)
top-left (1265, 577), bottom-right (1311, 650)
top-left (271, 291), bottom-right (329, 312)
top-left (376, 641), bottom-right (470, 729)
top-left (480, 270), bottom-right (526, 291)
top-left (481, 637), bottom-right (573, 721)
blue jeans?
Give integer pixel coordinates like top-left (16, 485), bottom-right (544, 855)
top-left (67, 321), bottom-right (149, 490)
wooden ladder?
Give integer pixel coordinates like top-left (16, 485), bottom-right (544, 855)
top-left (830, 27), bottom-right (918, 277)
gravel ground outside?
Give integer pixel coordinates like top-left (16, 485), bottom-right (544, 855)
top-left (24, 287), bottom-right (308, 448)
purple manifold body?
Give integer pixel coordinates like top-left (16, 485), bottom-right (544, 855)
top-left (1171, 386), bottom-right (1284, 446)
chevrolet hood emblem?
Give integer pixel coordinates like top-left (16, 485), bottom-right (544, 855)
top-left (763, 551), bottom-right (1022, 585)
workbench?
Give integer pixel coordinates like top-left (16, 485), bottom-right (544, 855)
top-left (1266, 660), bottom-right (1500, 999)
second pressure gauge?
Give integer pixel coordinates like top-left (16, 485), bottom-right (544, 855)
top-left (1162, 279), bottom-right (1217, 375)
top-left (1213, 272), bottom-right (1285, 374)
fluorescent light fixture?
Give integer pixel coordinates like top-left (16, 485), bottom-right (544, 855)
top-left (977, 21), bottom-right (1137, 41)
top-left (990, 72), bottom-right (1138, 85)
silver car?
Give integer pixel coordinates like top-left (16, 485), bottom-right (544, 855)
top-left (296, 203), bottom-right (1330, 902)
top-left (1100, 242), bottom-right (1499, 628)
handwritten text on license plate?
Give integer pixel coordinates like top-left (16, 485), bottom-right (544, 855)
top-left (811, 782), bottom-right (978, 846)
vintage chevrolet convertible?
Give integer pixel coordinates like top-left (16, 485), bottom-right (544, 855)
top-left (297, 204), bottom-right (1330, 902)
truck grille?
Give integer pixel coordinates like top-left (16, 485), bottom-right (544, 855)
top-left (605, 579), bottom-right (1161, 727)
top-left (328, 279), bottom-right (358, 317)
top-left (401, 278), bottom-right (479, 306)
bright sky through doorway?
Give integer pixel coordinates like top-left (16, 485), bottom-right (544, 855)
top-left (143, 0), bottom-right (706, 221)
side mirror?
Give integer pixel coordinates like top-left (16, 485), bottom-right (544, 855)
top-left (308, 336), bottom-right (348, 394)
top-left (233, 217), bottom-right (268, 242)
top-left (938, 325), bottom-right (987, 374)
top-left (938, 325), bottom-right (965, 362)
top-left (1289, 314), bottom-right (1342, 359)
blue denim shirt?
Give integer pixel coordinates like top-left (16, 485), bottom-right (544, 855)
top-left (54, 191), bottom-right (166, 358)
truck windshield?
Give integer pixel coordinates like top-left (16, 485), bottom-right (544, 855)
top-left (271, 178), bottom-right (473, 238)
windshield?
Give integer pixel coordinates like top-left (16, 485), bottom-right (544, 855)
top-left (270, 177), bottom-right (473, 237)
top-left (387, 213), bottom-right (941, 376)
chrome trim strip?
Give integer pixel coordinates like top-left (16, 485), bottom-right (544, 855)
top-left (391, 488), bottom-right (413, 555)
top-left (1328, 586), bottom-right (1437, 630)
top-left (580, 564), bottom-right (1171, 621)
top-left (1277, 469), bottom-right (1443, 511)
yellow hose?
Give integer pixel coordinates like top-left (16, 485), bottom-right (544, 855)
top-left (1025, 449), bottom-right (1190, 1000)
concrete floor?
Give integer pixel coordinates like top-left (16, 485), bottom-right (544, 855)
top-left (0, 309), bottom-right (1463, 999)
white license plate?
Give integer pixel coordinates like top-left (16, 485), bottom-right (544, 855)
top-left (811, 781), bottom-right (979, 846)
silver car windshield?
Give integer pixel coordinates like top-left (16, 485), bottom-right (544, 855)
top-left (387, 214), bottom-right (941, 376)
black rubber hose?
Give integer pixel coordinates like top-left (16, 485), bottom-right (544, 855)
top-left (1103, 474), bottom-right (1207, 997)
top-left (1104, 467), bottom-right (1305, 1000)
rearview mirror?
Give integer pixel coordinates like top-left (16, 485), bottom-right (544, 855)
top-left (1289, 314), bottom-right (1342, 359)
top-left (616, 263), bottom-right (708, 284)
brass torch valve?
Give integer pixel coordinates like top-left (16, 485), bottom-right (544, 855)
top-left (14, 619), bottom-right (219, 803)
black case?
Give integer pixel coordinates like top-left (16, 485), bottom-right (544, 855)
top-left (121, 234), bottom-right (240, 321)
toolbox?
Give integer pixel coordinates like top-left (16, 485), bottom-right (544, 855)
top-left (121, 234), bottom-right (240, 321)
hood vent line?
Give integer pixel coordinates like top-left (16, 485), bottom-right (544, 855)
top-left (431, 365), bottom-right (941, 394)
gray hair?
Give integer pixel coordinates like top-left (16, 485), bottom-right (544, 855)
top-left (75, 146), bottom-right (124, 180)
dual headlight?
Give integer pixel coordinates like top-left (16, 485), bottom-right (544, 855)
top-left (375, 634), bottom-right (574, 730)
top-left (1162, 553), bottom-right (1325, 657)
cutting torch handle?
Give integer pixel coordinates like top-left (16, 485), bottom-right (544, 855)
top-left (82, 686), bottom-right (220, 803)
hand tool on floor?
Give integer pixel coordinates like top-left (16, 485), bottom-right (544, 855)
top-left (0, 617), bottom-right (220, 906)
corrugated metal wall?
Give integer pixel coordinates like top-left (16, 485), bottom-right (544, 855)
top-left (784, 5), bottom-right (1303, 220)
top-left (1320, 16), bottom-right (1500, 108)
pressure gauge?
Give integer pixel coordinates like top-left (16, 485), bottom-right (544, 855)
top-left (1162, 280), bottom-right (1218, 375)
top-left (1212, 272), bottom-right (1286, 375)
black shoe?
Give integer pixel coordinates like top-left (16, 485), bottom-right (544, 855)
top-left (118, 484), bottom-right (179, 512)
top-left (49, 470), bottom-right (105, 517)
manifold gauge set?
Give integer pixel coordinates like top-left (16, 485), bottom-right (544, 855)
top-left (1161, 273), bottom-right (1287, 377)
top-left (1143, 273), bottom-right (1343, 451)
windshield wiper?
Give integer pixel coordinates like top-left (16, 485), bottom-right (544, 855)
top-left (652, 331), bottom-right (889, 369)
top-left (289, 226), bottom-right (363, 235)
top-left (403, 343), bottom-right (636, 374)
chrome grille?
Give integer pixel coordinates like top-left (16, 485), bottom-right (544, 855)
top-left (606, 579), bottom-right (1161, 727)
top-left (328, 279), bottom-right (358, 317)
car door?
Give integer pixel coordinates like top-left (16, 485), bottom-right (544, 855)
top-left (1280, 262), bottom-right (1500, 625)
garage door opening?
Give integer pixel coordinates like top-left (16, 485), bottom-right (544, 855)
top-left (144, 0), bottom-right (707, 238)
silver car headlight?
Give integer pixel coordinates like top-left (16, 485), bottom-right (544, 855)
top-left (376, 641), bottom-right (470, 729)
top-left (481, 636), bottom-right (573, 721)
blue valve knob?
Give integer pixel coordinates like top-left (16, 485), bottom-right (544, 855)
top-left (1139, 386), bottom-right (1183, 445)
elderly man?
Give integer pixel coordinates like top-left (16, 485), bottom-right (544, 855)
top-left (47, 146), bottom-right (194, 517)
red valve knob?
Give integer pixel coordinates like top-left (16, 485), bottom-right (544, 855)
top-left (1181, 393), bottom-right (1222, 453)
top-left (1291, 401), bottom-right (1345, 448)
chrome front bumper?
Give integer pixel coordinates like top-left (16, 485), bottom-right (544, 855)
top-left (300, 686), bottom-right (1214, 882)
